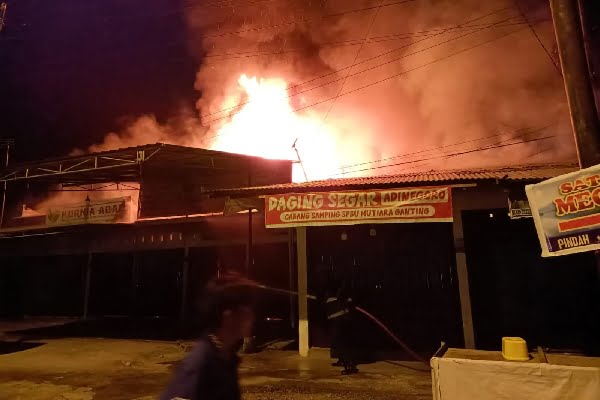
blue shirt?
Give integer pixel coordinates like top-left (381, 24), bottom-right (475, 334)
top-left (160, 336), bottom-right (241, 400)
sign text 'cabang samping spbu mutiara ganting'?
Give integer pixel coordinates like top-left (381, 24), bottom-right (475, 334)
top-left (526, 164), bottom-right (600, 256)
top-left (264, 186), bottom-right (453, 228)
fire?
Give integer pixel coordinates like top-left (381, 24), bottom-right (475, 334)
top-left (209, 74), bottom-right (343, 182)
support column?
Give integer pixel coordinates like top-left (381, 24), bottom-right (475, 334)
top-left (296, 226), bottom-right (309, 357)
top-left (453, 209), bottom-right (475, 349)
top-left (130, 252), bottom-right (138, 317)
top-left (455, 251), bottom-right (475, 348)
top-left (246, 210), bottom-right (253, 277)
top-left (180, 246), bottom-right (190, 324)
top-left (288, 228), bottom-right (296, 329)
top-left (83, 251), bottom-right (93, 320)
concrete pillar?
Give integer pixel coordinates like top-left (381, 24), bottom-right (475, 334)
top-left (452, 201), bottom-right (476, 349)
top-left (455, 250), bottom-right (475, 348)
top-left (83, 251), bottom-right (93, 319)
top-left (296, 226), bottom-right (309, 357)
top-left (130, 252), bottom-right (138, 317)
top-left (180, 246), bottom-right (190, 324)
top-left (288, 228), bottom-right (296, 329)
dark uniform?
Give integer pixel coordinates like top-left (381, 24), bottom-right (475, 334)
top-left (327, 287), bottom-right (359, 374)
top-left (160, 335), bottom-right (241, 400)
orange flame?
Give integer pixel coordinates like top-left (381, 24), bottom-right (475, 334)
top-left (209, 74), bottom-right (344, 182)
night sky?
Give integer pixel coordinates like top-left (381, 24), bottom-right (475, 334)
top-left (0, 0), bottom-right (199, 162)
top-left (1, 0), bottom-right (599, 165)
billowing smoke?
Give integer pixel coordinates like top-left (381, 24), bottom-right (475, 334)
top-left (185, 0), bottom-right (574, 175)
top-left (87, 0), bottom-right (576, 177)
top-left (34, 184), bottom-right (140, 211)
top-left (73, 110), bottom-right (208, 155)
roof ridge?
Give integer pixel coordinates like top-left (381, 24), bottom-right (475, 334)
top-left (209, 162), bottom-right (580, 195)
top-left (374, 161), bottom-right (579, 179)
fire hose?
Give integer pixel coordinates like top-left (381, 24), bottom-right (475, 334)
top-left (255, 284), bottom-right (429, 364)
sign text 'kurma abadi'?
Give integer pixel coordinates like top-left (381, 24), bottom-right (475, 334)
top-left (46, 196), bottom-right (135, 227)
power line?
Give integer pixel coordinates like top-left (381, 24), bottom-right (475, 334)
top-left (390, 134), bottom-right (562, 175)
top-left (202, 7), bottom-right (514, 119)
top-left (153, 0), bottom-right (319, 17)
top-left (201, 9), bottom-right (517, 122)
top-left (293, 0), bottom-right (385, 182)
top-left (27, 0), bottom-right (302, 22)
top-left (0, 1), bottom-right (425, 74)
top-left (332, 125), bottom-right (554, 171)
top-left (10, 18), bottom-right (532, 69)
top-left (526, 145), bottom-right (554, 160)
top-left (333, 135), bottom-right (557, 176)
top-left (200, 0), bottom-right (419, 40)
top-left (281, 28), bottom-right (527, 112)
top-left (513, 0), bottom-right (561, 75)
top-left (203, 26), bottom-right (526, 144)
top-left (318, 0), bottom-right (386, 127)
top-left (205, 19), bottom-right (543, 63)
top-left (340, 127), bottom-right (554, 175)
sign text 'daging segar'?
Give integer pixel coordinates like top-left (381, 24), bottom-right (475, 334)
top-left (264, 187), bottom-right (452, 228)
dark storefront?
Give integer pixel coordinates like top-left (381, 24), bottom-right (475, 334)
top-left (2, 155), bottom-right (599, 357)
top-left (463, 209), bottom-right (600, 353)
top-left (307, 223), bottom-right (462, 353)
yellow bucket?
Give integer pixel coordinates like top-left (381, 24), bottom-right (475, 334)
top-left (502, 337), bottom-right (530, 361)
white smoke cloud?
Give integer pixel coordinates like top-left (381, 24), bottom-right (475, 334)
top-left (84, 0), bottom-right (575, 177)
top-left (75, 110), bottom-right (209, 154)
top-left (185, 0), bottom-right (575, 175)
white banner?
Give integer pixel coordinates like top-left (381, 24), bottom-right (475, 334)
top-left (526, 164), bottom-right (600, 257)
top-left (46, 196), bottom-right (135, 226)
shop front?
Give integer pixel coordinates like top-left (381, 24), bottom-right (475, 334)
top-left (264, 186), bottom-right (461, 357)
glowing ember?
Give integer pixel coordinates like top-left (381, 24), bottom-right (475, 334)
top-left (209, 74), bottom-right (343, 182)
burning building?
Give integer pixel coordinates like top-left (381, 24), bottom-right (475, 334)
top-left (0, 144), bottom-right (294, 337)
top-left (2, 149), bottom-right (598, 357)
top-left (207, 162), bottom-right (600, 357)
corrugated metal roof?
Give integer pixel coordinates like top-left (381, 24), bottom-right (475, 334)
top-left (1, 143), bottom-right (293, 185)
top-left (211, 162), bottom-right (579, 195)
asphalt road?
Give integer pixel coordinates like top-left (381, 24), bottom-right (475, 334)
top-left (0, 338), bottom-right (432, 400)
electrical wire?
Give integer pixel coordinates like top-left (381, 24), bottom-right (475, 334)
top-left (203, 25), bottom-right (527, 147)
top-left (200, 0), bottom-right (420, 40)
top-left (338, 128), bottom-right (560, 176)
top-left (333, 134), bottom-right (557, 176)
top-left (332, 125), bottom-right (554, 172)
top-left (318, 0), bottom-right (386, 127)
top-left (204, 20), bottom-right (546, 62)
top-left (202, 14), bottom-right (522, 128)
top-left (513, 0), bottom-right (561, 75)
top-left (201, 7), bottom-right (515, 120)
top-left (386, 135), bottom-right (551, 174)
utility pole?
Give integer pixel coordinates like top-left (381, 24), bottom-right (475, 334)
top-left (549, 0), bottom-right (600, 168)
top-left (578, 0), bottom-right (600, 114)
top-left (291, 138), bottom-right (308, 182)
top-left (0, 3), bottom-right (7, 33)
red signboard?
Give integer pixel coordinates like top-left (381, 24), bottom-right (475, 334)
top-left (265, 186), bottom-right (453, 228)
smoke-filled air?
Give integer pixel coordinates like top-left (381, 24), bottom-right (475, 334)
top-left (84, 0), bottom-right (576, 182)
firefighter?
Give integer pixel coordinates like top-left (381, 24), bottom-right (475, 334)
top-left (327, 282), bottom-right (359, 375)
